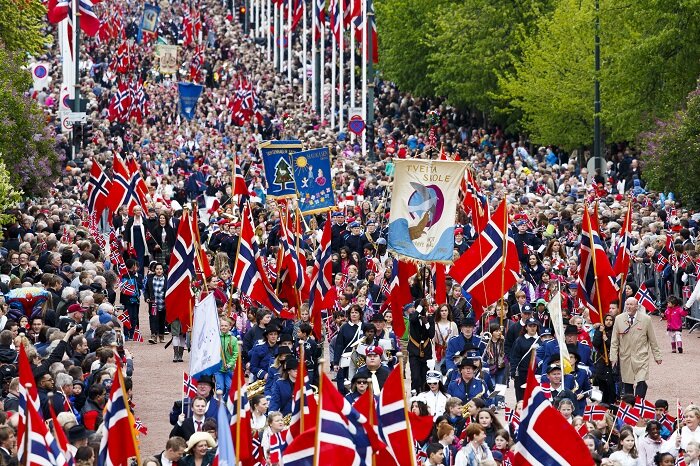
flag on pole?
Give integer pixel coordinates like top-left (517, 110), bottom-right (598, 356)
top-left (511, 353), bottom-right (594, 466)
top-left (17, 344), bottom-right (42, 466)
top-left (583, 404), bottom-right (607, 422)
top-left (615, 401), bottom-right (641, 427)
top-left (216, 396), bottom-right (236, 466)
top-left (286, 349), bottom-right (318, 445)
top-left (308, 213), bottom-right (334, 340)
top-left (378, 366), bottom-right (417, 466)
top-left (634, 397), bottom-right (656, 420)
top-left (188, 293), bottom-right (222, 379)
top-left (448, 200), bottom-right (521, 319)
top-left (183, 372), bottom-right (198, 399)
top-left (227, 350), bottom-right (252, 463)
top-left (165, 210), bottom-right (196, 333)
top-left (612, 202), bottom-right (633, 278)
top-left (635, 283), bottom-right (657, 313)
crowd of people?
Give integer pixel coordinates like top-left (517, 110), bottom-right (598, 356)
top-left (5, 0), bottom-right (700, 465)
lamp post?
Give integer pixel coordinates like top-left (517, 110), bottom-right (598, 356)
top-left (593, 0), bottom-right (602, 175)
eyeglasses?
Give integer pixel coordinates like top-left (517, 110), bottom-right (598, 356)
top-left (428, 382), bottom-right (439, 385)
top-left (356, 381), bottom-right (368, 385)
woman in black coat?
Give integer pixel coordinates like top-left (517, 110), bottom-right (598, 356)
top-left (147, 213), bottom-right (177, 267)
top-left (592, 312), bottom-right (617, 404)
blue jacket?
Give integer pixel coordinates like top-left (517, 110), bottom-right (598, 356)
top-left (539, 340), bottom-right (592, 374)
top-left (446, 377), bottom-right (488, 404)
top-left (270, 378), bottom-right (294, 416)
top-left (265, 366), bottom-right (281, 396)
top-left (249, 343), bottom-right (278, 380)
top-left (445, 334), bottom-right (485, 373)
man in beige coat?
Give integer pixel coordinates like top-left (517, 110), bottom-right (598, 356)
top-left (610, 297), bottom-right (663, 398)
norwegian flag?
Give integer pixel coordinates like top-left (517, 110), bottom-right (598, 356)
top-left (616, 401), bottom-right (641, 427)
top-left (377, 258), bottom-right (412, 339)
top-left (660, 413), bottom-right (676, 433)
top-left (134, 418), bottom-right (148, 435)
top-left (656, 253), bottom-right (669, 272)
top-left (578, 205), bottom-right (617, 325)
top-left (110, 41), bottom-right (131, 74)
top-left (676, 451), bottom-right (687, 466)
top-left (17, 345), bottom-right (41, 465)
top-left (190, 45), bottom-right (204, 82)
top-left (182, 6), bottom-right (194, 47)
top-left (449, 200), bottom-right (521, 319)
top-left (129, 80), bottom-right (149, 124)
top-left (60, 226), bottom-right (71, 245)
top-left (670, 253), bottom-right (679, 270)
top-left (232, 204), bottom-right (284, 313)
top-left (166, 210), bottom-right (196, 333)
top-left (285, 348), bottom-right (318, 445)
top-left (183, 372), bottom-right (198, 399)
top-left (85, 160), bottom-right (112, 216)
top-left (539, 382), bottom-right (552, 400)
top-left (696, 259), bottom-right (700, 276)
top-left (504, 406), bottom-right (521, 431)
top-left (576, 423), bottom-right (589, 437)
top-left (308, 214), bottom-right (334, 340)
top-left (584, 404), bottom-right (607, 422)
top-left (613, 202), bottom-right (633, 278)
top-left (291, 0), bottom-right (304, 30)
top-left (460, 170), bottom-right (490, 234)
top-left (511, 353), bottom-right (594, 466)
top-left (107, 154), bottom-right (146, 215)
top-left (133, 328), bottom-right (144, 343)
top-left (378, 367), bottom-right (420, 466)
top-left (665, 232), bottom-right (675, 253)
top-left (232, 156), bottom-right (250, 197)
top-left (678, 251), bottom-right (691, 270)
top-left (24, 397), bottom-right (70, 466)
top-left (107, 81), bottom-right (133, 123)
top-left (683, 285), bottom-right (692, 299)
top-left (329, 0), bottom-right (340, 41)
top-left (678, 400), bottom-right (686, 424)
top-left (47, 0), bottom-right (100, 36)
top-left (635, 283), bottom-right (657, 313)
top-left (634, 397), bottom-right (656, 420)
top-left (352, 0), bottom-right (378, 63)
top-left (108, 229), bottom-right (128, 278)
top-left (314, 0), bottom-right (325, 39)
top-left (117, 311), bottom-right (132, 330)
top-left (47, 0), bottom-right (71, 23)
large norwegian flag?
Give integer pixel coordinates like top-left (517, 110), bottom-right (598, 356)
top-left (108, 229), bottom-right (128, 278)
top-left (107, 154), bottom-right (144, 214)
top-left (47, 0), bottom-right (100, 36)
top-left (378, 366), bottom-right (419, 466)
top-left (512, 353), bottom-right (594, 466)
top-left (232, 204), bottom-right (284, 312)
top-left (25, 399), bottom-right (70, 466)
top-left (107, 81), bottom-right (132, 122)
top-left (578, 206), bottom-right (617, 325)
top-left (313, 0), bottom-right (325, 39)
top-left (278, 214), bottom-right (307, 301)
top-left (98, 357), bottom-right (140, 466)
top-left (232, 156), bottom-right (250, 197)
top-left (613, 201), bottom-right (633, 279)
top-left (385, 258), bottom-right (413, 338)
top-left (448, 200), bottom-right (520, 319)
top-left (352, 0), bottom-right (378, 63)
top-left (165, 210), bottom-right (196, 333)
top-left (85, 159), bottom-right (111, 216)
top-left (354, 388), bottom-right (400, 466)
top-left (227, 351), bottom-right (252, 462)
top-left (309, 214), bottom-right (335, 340)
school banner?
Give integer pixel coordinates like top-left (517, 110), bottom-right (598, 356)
top-left (178, 82), bottom-right (203, 121)
top-left (140, 3), bottom-right (161, 35)
top-left (156, 44), bottom-right (178, 74)
top-left (388, 159), bottom-right (466, 263)
top-left (259, 140), bottom-right (302, 199)
top-left (290, 147), bottom-right (335, 215)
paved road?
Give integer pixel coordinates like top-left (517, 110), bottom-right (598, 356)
top-left (128, 302), bottom-right (699, 456)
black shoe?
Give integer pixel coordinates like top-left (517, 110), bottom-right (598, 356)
top-left (678, 347), bottom-right (683, 353)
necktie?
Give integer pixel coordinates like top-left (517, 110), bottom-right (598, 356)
top-left (195, 420), bottom-right (202, 432)
top-left (628, 315), bottom-right (634, 327)
top-left (370, 370), bottom-right (380, 394)
top-left (444, 446), bottom-right (450, 466)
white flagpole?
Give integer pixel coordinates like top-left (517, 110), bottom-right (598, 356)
top-left (273, 2), bottom-right (279, 69)
top-left (279, 2), bottom-right (285, 72)
top-left (266, 0), bottom-right (271, 61)
top-left (320, 18), bottom-right (326, 124)
top-left (331, 21), bottom-right (336, 129)
top-left (302, 0), bottom-right (308, 100)
top-left (256, 0), bottom-right (261, 39)
top-left (361, 0), bottom-right (367, 160)
top-left (338, 0), bottom-right (344, 134)
top-left (311, 4), bottom-right (317, 108)
top-left (287, 0), bottom-right (292, 82)
top-left (350, 12), bottom-right (356, 141)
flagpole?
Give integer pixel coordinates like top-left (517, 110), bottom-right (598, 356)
top-left (294, 208), bottom-right (304, 309)
top-left (338, 0), bottom-right (344, 134)
top-left (360, 0), bottom-right (367, 159)
top-left (312, 358), bottom-right (324, 466)
top-left (299, 343), bottom-right (306, 432)
top-left (256, 0), bottom-right (261, 39)
top-left (181, 371), bottom-right (186, 414)
top-left (368, 379), bottom-right (376, 466)
top-left (350, 12), bottom-right (355, 134)
top-left (287, 0), bottom-right (292, 82)
top-left (266, 0), bottom-right (271, 61)
top-left (302, 0), bottom-right (308, 100)
top-left (273, 2), bottom-right (279, 70)
top-left (320, 19), bottom-right (326, 124)
top-left (330, 21), bottom-right (337, 129)
top-left (311, 3), bottom-right (317, 109)
top-left (398, 353), bottom-right (418, 466)
top-left (72, 0), bottom-right (81, 159)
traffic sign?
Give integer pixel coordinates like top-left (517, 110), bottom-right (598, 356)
top-left (67, 112), bottom-right (87, 123)
top-left (348, 114), bottom-right (365, 135)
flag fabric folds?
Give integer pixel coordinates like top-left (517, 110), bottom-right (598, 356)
top-left (85, 160), bottom-right (111, 216)
top-left (635, 283), bottom-right (657, 312)
top-left (165, 210), bottom-right (196, 332)
top-left (98, 358), bottom-right (140, 466)
top-left (227, 350), bottom-right (252, 463)
top-left (448, 200), bottom-right (520, 319)
top-left (308, 213), bottom-right (334, 340)
top-left (512, 354), bottom-right (594, 466)
top-left (183, 372), bottom-right (198, 399)
top-left (378, 365), bottom-right (416, 466)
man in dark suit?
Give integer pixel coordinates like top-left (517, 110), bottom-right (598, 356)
top-left (354, 345), bottom-right (391, 392)
top-left (170, 395), bottom-right (210, 440)
top-left (0, 425), bottom-right (17, 466)
top-left (407, 303), bottom-right (435, 393)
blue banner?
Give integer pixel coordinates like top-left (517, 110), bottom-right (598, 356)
top-left (140, 4), bottom-right (161, 35)
top-left (178, 82), bottom-right (203, 121)
top-left (259, 140), bottom-right (303, 199)
top-left (290, 147), bottom-right (335, 215)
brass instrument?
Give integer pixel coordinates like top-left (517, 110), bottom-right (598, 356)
top-left (247, 379), bottom-right (266, 398)
top-left (283, 414), bottom-right (292, 426)
top-left (480, 332), bottom-right (492, 345)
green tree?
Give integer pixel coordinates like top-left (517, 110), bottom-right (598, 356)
top-left (640, 85), bottom-right (700, 209)
top-left (0, 0), bottom-right (50, 56)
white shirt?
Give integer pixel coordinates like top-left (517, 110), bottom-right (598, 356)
top-left (660, 425), bottom-right (700, 456)
top-left (416, 390), bottom-right (447, 420)
top-left (608, 450), bottom-right (640, 466)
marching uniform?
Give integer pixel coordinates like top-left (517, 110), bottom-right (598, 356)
top-left (269, 378), bottom-right (294, 416)
top-left (445, 333), bottom-right (485, 374)
top-left (446, 376), bottom-right (487, 404)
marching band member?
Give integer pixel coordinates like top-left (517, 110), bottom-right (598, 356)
top-left (416, 370), bottom-right (449, 420)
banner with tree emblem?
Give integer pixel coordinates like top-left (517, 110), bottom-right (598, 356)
top-left (290, 147), bottom-right (335, 215)
top-left (259, 140), bottom-right (302, 199)
top-left (388, 159), bottom-right (467, 263)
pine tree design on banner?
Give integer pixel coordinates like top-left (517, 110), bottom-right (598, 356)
top-left (274, 158), bottom-right (294, 189)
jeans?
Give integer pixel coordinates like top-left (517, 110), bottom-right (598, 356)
top-left (124, 302), bottom-right (140, 339)
top-left (215, 372), bottom-right (232, 394)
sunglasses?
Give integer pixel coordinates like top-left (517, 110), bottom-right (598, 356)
top-left (356, 381), bottom-right (368, 385)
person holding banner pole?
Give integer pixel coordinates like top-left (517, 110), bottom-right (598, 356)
top-left (287, 0), bottom-right (292, 82)
top-left (338, 0), bottom-right (344, 134)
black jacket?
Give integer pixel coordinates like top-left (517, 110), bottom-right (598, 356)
top-left (407, 312), bottom-right (435, 359)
